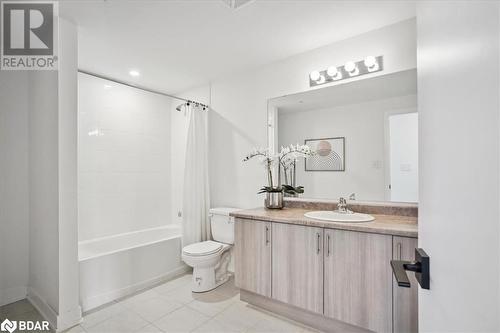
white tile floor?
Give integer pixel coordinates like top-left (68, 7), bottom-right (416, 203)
top-left (0, 299), bottom-right (53, 333)
top-left (0, 274), bottom-right (320, 333)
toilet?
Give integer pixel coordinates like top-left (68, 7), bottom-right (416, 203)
top-left (182, 207), bottom-right (240, 292)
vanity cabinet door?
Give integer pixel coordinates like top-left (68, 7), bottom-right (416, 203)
top-left (393, 236), bottom-right (418, 333)
top-left (234, 218), bottom-right (272, 297)
top-left (324, 229), bottom-right (393, 333)
top-left (271, 223), bottom-right (323, 314)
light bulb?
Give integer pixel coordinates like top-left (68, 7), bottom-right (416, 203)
top-left (326, 66), bottom-right (338, 77)
top-left (344, 61), bottom-right (359, 76)
top-left (316, 75), bottom-right (326, 84)
top-left (309, 70), bottom-right (321, 81)
top-left (364, 56), bottom-right (378, 71)
top-left (327, 66), bottom-right (342, 80)
top-left (345, 61), bottom-right (356, 73)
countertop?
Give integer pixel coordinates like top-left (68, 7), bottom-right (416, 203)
top-left (230, 207), bottom-right (418, 238)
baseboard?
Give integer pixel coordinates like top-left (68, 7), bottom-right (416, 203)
top-left (81, 265), bottom-right (190, 312)
top-left (27, 287), bottom-right (83, 333)
top-left (240, 290), bottom-right (369, 333)
top-left (54, 305), bottom-right (82, 333)
top-left (27, 287), bottom-right (58, 330)
top-left (0, 286), bottom-right (27, 307)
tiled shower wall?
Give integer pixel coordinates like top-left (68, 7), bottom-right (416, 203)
top-left (78, 73), bottom-right (172, 241)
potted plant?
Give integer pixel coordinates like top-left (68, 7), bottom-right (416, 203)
top-left (243, 148), bottom-right (283, 209)
top-left (243, 145), bottom-right (314, 209)
top-left (278, 144), bottom-right (314, 197)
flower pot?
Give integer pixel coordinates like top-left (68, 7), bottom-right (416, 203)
top-left (265, 191), bottom-right (283, 209)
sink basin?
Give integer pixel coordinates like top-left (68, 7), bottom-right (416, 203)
top-left (304, 211), bottom-right (375, 223)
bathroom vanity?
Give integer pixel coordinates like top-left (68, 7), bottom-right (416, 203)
top-left (231, 200), bottom-right (418, 333)
top-left (237, 67), bottom-right (420, 332)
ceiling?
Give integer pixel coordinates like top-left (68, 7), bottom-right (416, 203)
top-left (270, 69), bottom-right (417, 113)
top-left (60, 0), bottom-right (416, 94)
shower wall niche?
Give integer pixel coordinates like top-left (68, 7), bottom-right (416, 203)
top-left (78, 73), bottom-right (173, 241)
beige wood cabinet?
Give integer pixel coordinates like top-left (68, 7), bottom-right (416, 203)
top-left (324, 229), bottom-right (393, 333)
top-left (234, 217), bottom-right (418, 333)
top-left (393, 236), bottom-right (419, 333)
top-left (234, 218), bottom-right (272, 297)
top-left (271, 223), bottom-right (324, 314)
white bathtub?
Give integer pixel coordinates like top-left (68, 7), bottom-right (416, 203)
top-left (79, 225), bottom-right (189, 311)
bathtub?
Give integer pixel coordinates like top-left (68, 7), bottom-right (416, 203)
top-left (79, 225), bottom-right (189, 311)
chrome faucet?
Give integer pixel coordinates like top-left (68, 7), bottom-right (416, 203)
top-left (337, 197), bottom-right (353, 214)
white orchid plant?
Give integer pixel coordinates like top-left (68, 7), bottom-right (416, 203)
top-left (243, 148), bottom-right (278, 193)
top-left (278, 144), bottom-right (314, 195)
top-left (243, 144), bottom-right (315, 195)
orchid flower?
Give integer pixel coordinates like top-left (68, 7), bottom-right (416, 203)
top-left (243, 147), bottom-right (276, 188)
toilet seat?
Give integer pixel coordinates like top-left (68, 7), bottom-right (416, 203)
top-left (182, 240), bottom-right (224, 257)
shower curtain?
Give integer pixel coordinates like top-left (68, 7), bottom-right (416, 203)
top-left (182, 104), bottom-right (210, 246)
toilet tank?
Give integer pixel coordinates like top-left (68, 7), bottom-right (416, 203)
top-left (210, 208), bottom-right (240, 245)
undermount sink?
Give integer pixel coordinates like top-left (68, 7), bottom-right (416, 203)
top-left (304, 210), bottom-right (375, 223)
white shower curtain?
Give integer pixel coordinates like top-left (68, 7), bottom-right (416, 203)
top-left (182, 104), bottom-right (210, 246)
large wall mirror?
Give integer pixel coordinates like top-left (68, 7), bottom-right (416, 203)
top-left (267, 69), bottom-right (418, 203)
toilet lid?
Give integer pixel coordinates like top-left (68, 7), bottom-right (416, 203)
top-left (182, 241), bottom-right (223, 256)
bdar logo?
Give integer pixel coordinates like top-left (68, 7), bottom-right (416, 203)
top-left (0, 319), bottom-right (17, 333)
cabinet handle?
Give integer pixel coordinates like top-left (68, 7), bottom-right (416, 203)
top-left (327, 234), bottom-right (331, 257)
top-left (316, 232), bottom-right (321, 254)
top-left (265, 226), bottom-right (269, 246)
top-left (397, 242), bottom-right (402, 260)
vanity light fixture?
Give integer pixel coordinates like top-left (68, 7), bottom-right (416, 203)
top-left (309, 55), bottom-right (383, 87)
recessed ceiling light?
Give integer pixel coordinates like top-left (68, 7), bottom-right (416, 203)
top-left (129, 70), bottom-right (140, 77)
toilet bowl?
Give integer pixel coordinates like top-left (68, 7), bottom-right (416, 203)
top-left (181, 208), bottom-right (240, 292)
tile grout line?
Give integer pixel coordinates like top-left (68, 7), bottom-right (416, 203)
top-left (79, 275), bottom-right (251, 333)
top-left (81, 276), bottom-right (193, 330)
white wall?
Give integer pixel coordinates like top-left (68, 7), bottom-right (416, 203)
top-left (417, 1), bottom-right (500, 331)
top-left (57, 19), bottom-right (82, 330)
top-left (0, 18), bottom-right (78, 331)
top-left (0, 72), bottom-right (30, 306)
top-left (28, 68), bottom-right (60, 317)
top-left (176, 18), bottom-right (416, 209)
top-left (27, 18), bottom-right (82, 331)
top-left (78, 74), bottom-right (173, 241)
top-left (278, 95), bottom-right (417, 201)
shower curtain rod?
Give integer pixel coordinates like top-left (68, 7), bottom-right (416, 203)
top-left (78, 69), bottom-right (209, 109)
